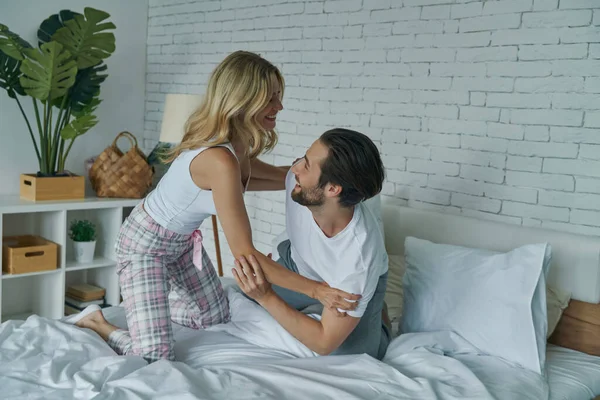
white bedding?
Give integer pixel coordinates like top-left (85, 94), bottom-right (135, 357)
top-left (546, 344), bottom-right (600, 400)
top-left (0, 286), bottom-right (552, 400)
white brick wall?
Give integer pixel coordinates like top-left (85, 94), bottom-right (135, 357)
top-left (145, 0), bottom-right (600, 273)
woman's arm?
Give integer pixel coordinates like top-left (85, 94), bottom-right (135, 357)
top-left (192, 148), bottom-right (360, 311)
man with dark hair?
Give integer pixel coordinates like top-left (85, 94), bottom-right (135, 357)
top-left (233, 128), bottom-right (391, 360)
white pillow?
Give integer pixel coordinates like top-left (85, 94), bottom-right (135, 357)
top-left (401, 236), bottom-right (551, 375)
top-left (384, 254), bottom-right (568, 339)
top-left (383, 254), bottom-right (405, 325)
top-left (546, 286), bottom-right (571, 338)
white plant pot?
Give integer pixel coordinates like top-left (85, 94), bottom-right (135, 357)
top-left (74, 240), bottom-right (96, 263)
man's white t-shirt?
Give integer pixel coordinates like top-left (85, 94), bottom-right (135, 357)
top-left (273, 171), bottom-right (389, 318)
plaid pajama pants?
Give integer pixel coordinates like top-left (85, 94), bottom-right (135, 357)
top-left (108, 203), bottom-right (230, 363)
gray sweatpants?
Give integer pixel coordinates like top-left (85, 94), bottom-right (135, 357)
top-left (269, 240), bottom-right (391, 360)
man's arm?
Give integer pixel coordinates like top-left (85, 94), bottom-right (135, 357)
top-left (246, 178), bottom-right (289, 191)
top-left (234, 255), bottom-right (360, 355)
top-left (247, 158), bottom-right (290, 191)
top-left (260, 291), bottom-right (359, 355)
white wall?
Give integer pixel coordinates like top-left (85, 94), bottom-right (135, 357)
top-left (144, 0), bottom-right (600, 274)
top-left (0, 0), bottom-right (148, 195)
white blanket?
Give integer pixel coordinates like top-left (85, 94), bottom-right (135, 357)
top-left (0, 287), bottom-right (548, 400)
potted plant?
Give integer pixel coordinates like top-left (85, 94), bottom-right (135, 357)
top-left (0, 7), bottom-right (116, 201)
top-left (69, 219), bottom-right (96, 263)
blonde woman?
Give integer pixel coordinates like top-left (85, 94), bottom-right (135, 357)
top-left (66, 51), bottom-right (360, 363)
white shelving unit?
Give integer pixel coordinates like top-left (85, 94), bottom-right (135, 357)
top-left (0, 195), bottom-right (140, 323)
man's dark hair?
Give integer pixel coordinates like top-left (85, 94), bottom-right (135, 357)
top-left (318, 128), bottom-right (385, 208)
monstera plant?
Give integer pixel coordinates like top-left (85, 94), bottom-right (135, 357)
top-left (0, 7), bottom-right (115, 176)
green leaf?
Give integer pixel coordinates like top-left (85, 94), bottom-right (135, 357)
top-left (71, 96), bottom-right (101, 118)
top-left (0, 23), bottom-right (33, 61)
top-left (19, 41), bottom-right (77, 101)
top-left (60, 113), bottom-right (97, 140)
top-left (147, 142), bottom-right (174, 166)
top-left (38, 10), bottom-right (80, 46)
top-left (0, 49), bottom-right (25, 98)
top-left (51, 7), bottom-right (116, 69)
top-left (69, 219), bottom-right (96, 242)
top-left (50, 64), bottom-right (107, 110)
top-left (64, 63), bottom-right (107, 112)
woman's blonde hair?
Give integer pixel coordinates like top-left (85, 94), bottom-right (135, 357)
top-left (163, 51), bottom-right (284, 162)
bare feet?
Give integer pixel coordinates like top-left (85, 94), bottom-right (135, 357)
top-left (75, 310), bottom-right (119, 342)
top-left (75, 309), bottom-right (105, 329)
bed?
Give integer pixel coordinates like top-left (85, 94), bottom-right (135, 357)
top-left (0, 199), bottom-right (599, 400)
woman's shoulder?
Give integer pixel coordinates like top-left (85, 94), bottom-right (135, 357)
top-left (177, 142), bottom-right (234, 161)
top-left (189, 143), bottom-right (239, 172)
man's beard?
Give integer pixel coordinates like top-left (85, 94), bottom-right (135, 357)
top-left (291, 184), bottom-right (325, 207)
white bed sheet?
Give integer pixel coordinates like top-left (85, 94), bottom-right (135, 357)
top-left (0, 284), bottom-right (550, 400)
top-left (101, 285), bottom-right (600, 400)
top-left (546, 344), bottom-right (600, 400)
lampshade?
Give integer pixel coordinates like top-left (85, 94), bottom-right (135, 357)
top-left (159, 93), bottom-right (203, 143)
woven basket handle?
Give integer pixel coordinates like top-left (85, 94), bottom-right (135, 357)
top-left (111, 131), bottom-right (139, 151)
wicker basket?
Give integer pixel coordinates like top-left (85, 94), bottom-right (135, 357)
top-left (89, 131), bottom-right (153, 199)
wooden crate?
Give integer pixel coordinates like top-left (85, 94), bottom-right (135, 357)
top-left (20, 173), bottom-right (85, 201)
top-left (2, 235), bottom-right (59, 275)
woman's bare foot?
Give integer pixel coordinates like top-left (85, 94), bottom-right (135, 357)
top-left (75, 309), bottom-right (105, 329)
top-left (75, 310), bottom-right (119, 342)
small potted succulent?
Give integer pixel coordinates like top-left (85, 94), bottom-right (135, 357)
top-left (69, 219), bottom-right (96, 263)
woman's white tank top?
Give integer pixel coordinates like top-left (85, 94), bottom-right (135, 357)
top-left (144, 143), bottom-right (246, 235)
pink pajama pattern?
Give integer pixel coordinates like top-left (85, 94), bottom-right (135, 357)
top-left (108, 204), bottom-right (229, 363)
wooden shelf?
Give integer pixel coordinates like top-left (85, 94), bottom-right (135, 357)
top-left (3, 311), bottom-right (33, 321)
top-left (2, 268), bottom-right (62, 280)
top-left (0, 197), bottom-right (135, 323)
top-left (0, 195), bottom-right (140, 213)
top-left (65, 257), bottom-right (116, 271)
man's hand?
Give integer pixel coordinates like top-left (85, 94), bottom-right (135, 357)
top-left (233, 254), bottom-right (273, 302)
top-left (233, 253), bottom-right (361, 316)
top-left (313, 283), bottom-right (361, 316)
top-left (234, 254), bottom-right (362, 356)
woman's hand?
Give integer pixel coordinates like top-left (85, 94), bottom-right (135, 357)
top-left (313, 283), bottom-right (361, 314)
top-left (233, 254), bottom-right (273, 303)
